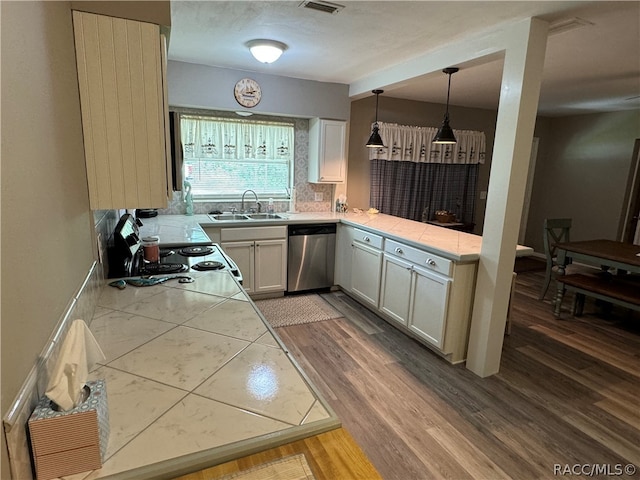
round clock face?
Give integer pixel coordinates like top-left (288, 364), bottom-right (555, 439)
top-left (234, 78), bottom-right (262, 108)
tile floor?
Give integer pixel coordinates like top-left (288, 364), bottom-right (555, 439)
top-left (64, 270), bottom-right (337, 479)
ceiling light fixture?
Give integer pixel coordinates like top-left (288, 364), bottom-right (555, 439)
top-left (246, 39), bottom-right (288, 64)
top-left (433, 67), bottom-right (459, 145)
top-left (366, 89), bottom-right (385, 148)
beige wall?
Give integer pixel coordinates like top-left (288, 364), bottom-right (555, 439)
top-left (348, 95), bottom-right (498, 234)
top-left (526, 110), bottom-right (640, 252)
top-left (1, 2), bottom-right (94, 476)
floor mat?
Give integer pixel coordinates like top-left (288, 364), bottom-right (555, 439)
top-left (255, 294), bottom-right (343, 327)
top-left (216, 453), bottom-right (315, 480)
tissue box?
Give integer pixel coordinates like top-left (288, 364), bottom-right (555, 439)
top-left (28, 379), bottom-right (109, 480)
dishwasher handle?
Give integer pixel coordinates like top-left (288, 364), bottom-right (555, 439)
top-left (288, 223), bottom-right (337, 236)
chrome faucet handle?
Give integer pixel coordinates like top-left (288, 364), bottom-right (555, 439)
top-left (256, 201), bottom-right (262, 213)
top-left (230, 206), bottom-right (237, 214)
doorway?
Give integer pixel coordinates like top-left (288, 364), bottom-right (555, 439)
top-left (618, 139), bottom-right (640, 244)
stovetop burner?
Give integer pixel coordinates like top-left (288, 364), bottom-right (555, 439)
top-left (179, 246), bottom-right (214, 257)
top-left (192, 260), bottom-right (224, 271)
top-left (141, 262), bottom-right (188, 275)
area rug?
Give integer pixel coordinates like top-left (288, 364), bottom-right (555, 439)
top-left (255, 294), bottom-right (343, 327)
top-left (216, 453), bottom-right (315, 480)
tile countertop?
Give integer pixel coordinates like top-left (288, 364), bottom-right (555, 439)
top-left (139, 212), bottom-right (534, 262)
top-left (73, 270), bottom-right (339, 479)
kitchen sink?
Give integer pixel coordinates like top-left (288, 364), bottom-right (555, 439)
top-left (209, 214), bottom-right (249, 221)
top-left (246, 213), bottom-right (283, 220)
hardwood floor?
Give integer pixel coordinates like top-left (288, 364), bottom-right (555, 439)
top-left (174, 427), bottom-right (381, 480)
top-left (271, 264), bottom-right (640, 480)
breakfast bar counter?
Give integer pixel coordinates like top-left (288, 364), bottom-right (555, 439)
top-left (138, 212), bottom-right (533, 261)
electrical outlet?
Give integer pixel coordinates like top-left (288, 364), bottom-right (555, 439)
top-left (314, 192), bottom-right (323, 202)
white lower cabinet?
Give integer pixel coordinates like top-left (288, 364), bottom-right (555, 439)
top-left (380, 255), bottom-right (451, 348)
top-left (334, 224), bottom-right (355, 291)
top-left (254, 239), bottom-right (288, 293)
top-left (220, 226), bottom-right (287, 295)
top-left (350, 235), bottom-right (383, 308)
top-left (380, 255), bottom-right (412, 326)
top-left (334, 226), bottom-right (475, 363)
top-left (221, 241), bottom-right (254, 291)
top-left (407, 264), bottom-right (451, 348)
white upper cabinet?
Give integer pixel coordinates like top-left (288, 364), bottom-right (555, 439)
top-left (73, 11), bottom-right (170, 209)
top-left (308, 118), bottom-right (347, 183)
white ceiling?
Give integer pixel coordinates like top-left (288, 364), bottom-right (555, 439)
top-left (168, 1), bottom-right (640, 116)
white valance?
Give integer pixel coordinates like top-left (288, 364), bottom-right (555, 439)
top-left (181, 115), bottom-right (294, 161)
top-left (368, 121), bottom-right (486, 164)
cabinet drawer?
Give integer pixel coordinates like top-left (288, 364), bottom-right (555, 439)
top-left (221, 226), bottom-right (287, 242)
top-left (353, 228), bottom-right (383, 249)
top-left (385, 239), bottom-right (452, 277)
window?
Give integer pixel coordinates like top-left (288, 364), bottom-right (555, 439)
top-left (180, 115), bottom-right (294, 200)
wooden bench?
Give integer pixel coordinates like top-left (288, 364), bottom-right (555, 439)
top-left (558, 273), bottom-right (640, 316)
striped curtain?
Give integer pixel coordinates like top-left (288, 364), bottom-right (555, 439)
top-left (369, 122), bottom-right (485, 224)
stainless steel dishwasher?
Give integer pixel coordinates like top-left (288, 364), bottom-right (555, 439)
top-left (287, 223), bottom-right (336, 292)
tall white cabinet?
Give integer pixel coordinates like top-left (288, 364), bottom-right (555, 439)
top-left (72, 11), bottom-right (170, 209)
top-left (308, 118), bottom-right (347, 183)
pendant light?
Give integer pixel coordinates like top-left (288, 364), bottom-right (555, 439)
top-left (433, 67), bottom-right (459, 144)
top-left (366, 89), bottom-right (385, 148)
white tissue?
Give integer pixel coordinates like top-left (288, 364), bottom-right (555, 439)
top-left (45, 319), bottom-right (106, 411)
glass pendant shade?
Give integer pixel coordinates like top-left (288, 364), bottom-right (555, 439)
top-left (366, 89), bottom-right (385, 148)
top-left (246, 40), bottom-right (287, 64)
top-left (433, 67), bottom-right (459, 144)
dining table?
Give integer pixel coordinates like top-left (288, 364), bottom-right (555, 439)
top-left (553, 239), bottom-right (640, 317)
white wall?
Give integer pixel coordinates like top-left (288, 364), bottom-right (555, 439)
top-left (167, 60), bottom-right (351, 120)
top-left (1, 2), bottom-right (95, 476)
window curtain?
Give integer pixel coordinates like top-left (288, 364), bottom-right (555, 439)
top-left (369, 122), bottom-right (485, 224)
top-left (180, 115), bottom-right (293, 162)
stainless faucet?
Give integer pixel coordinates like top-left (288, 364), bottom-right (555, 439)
top-left (241, 189), bottom-right (260, 213)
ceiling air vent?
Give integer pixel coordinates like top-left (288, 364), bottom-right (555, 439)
top-left (299, 0), bottom-right (344, 14)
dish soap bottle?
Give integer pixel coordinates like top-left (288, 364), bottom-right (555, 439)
top-left (184, 180), bottom-right (194, 216)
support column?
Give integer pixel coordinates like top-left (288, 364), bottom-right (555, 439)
top-left (466, 18), bottom-right (549, 377)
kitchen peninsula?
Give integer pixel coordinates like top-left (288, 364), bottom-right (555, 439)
top-left (139, 211), bottom-right (532, 364)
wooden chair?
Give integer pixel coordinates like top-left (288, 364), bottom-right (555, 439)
top-left (539, 218), bottom-right (572, 300)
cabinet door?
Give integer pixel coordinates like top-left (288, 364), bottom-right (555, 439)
top-left (254, 239), bottom-right (287, 293)
top-left (408, 265), bottom-right (451, 348)
top-left (380, 255), bottom-right (412, 327)
top-left (221, 241), bottom-right (254, 293)
top-left (335, 224), bottom-right (355, 290)
top-left (308, 119), bottom-right (346, 183)
top-left (351, 242), bottom-right (382, 308)
top-left (73, 11), bottom-right (168, 209)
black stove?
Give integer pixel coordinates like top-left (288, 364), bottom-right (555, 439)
top-left (109, 213), bottom-right (242, 284)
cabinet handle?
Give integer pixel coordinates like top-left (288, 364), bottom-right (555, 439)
top-left (395, 247), bottom-right (403, 254)
top-left (426, 259), bottom-right (436, 267)
top-left (363, 236), bottom-right (370, 242)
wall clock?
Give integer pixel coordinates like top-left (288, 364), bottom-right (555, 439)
top-left (234, 78), bottom-right (262, 108)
